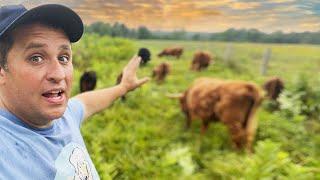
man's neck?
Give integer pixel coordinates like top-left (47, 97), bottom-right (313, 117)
top-left (0, 97), bottom-right (53, 129)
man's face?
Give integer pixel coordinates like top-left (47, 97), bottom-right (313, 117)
top-left (0, 23), bottom-right (73, 127)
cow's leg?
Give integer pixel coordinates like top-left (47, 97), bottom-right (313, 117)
top-left (195, 63), bottom-right (200, 71)
top-left (226, 122), bottom-right (246, 150)
top-left (200, 64), bottom-right (204, 71)
top-left (185, 111), bottom-right (192, 129)
top-left (201, 120), bottom-right (210, 134)
top-left (219, 99), bottom-right (257, 151)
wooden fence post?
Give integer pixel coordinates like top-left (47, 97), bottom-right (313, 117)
top-left (224, 43), bottom-right (233, 63)
top-left (261, 48), bottom-right (271, 75)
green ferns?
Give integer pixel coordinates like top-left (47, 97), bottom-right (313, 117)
top-left (205, 140), bottom-right (316, 179)
top-left (75, 38), bottom-right (320, 179)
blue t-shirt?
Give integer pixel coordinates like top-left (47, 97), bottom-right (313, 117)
top-left (0, 98), bottom-right (100, 180)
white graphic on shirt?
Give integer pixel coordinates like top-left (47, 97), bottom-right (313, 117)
top-left (54, 143), bottom-right (99, 180)
top-left (69, 147), bottom-right (93, 180)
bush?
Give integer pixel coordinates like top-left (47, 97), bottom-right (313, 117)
top-left (278, 74), bottom-right (320, 120)
top-left (72, 34), bottom-right (136, 70)
top-left (204, 140), bottom-right (317, 179)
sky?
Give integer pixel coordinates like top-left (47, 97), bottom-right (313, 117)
top-left (1, 0), bottom-right (320, 33)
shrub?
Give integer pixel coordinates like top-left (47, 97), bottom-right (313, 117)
top-left (72, 34), bottom-right (136, 70)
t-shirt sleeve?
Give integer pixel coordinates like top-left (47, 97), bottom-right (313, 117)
top-left (66, 98), bottom-right (85, 128)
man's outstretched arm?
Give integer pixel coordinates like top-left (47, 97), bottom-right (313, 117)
top-left (74, 56), bottom-right (150, 120)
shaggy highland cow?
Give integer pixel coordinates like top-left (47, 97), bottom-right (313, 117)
top-left (171, 78), bottom-right (263, 152)
top-left (191, 51), bottom-right (213, 71)
top-left (152, 62), bottom-right (170, 83)
top-left (158, 47), bottom-right (183, 59)
top-left (80, 71), bottom-right (97, 93)
top-left (138, 48), bottom-right (151, 65)
top-left (263, 77), bottom-right (284, 101)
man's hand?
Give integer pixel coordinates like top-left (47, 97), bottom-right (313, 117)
top-left (74, 55), bottom-right (150, 120)
top-left (119, 55), bottom-right (150, 93)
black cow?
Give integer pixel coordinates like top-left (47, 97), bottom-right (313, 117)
top-left (138, 48), bottom-right (151, 65)
top-left (80, 71), bottom-right (97, 93)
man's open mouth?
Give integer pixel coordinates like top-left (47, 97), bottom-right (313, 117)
top-left (42, 90), bottom-right (64, 98)
top-left (42, 89), bottom-right (66, 104)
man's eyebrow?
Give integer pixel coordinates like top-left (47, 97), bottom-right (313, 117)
top-left (24, 43), bottom-right (71, 51)
top-left (25, 42), bottom-right (47, 50)
top-left (59, 45), bottom-right (71, 51)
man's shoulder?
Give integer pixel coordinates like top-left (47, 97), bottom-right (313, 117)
top-left (0, 117), bottom-right (36, 147)
top-left (67, 98), bottom-right (84, 108)
top-left (64, 98), bottom-right (85, 126)
top-left (0, 118), bottom-right (15, 137)
top-left (0, 127), bottom-right (14, 151)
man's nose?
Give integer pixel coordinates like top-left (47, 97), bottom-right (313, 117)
top-left (46, 59), bottom-right (66, 83)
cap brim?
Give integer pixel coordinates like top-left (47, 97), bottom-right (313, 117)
top-left (5, 4), bottom-right (83, 43)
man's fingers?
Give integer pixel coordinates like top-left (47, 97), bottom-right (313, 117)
top-left (122, 55), bottom-right (147, 91)
top-left (134, 56), bottom-right (142, 69)
top-left (124, 55), bottom-right (137, 69)
top-left (136, 77), bottom-right (150, 87)
top-left (129, 55), bottom-right (141, 70)
top-left (128, 55), bottom-right (140, 66)
top-left (124, 55), bottom-right (141, 73)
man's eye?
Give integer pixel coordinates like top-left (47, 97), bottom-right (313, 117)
top-left (29, 56), bottom-right (44, 63)
top-left (58, 55), bottom-right (70, 64)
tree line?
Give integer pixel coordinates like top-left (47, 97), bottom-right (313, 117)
top-left (85, 22), bottom-right (320, 44)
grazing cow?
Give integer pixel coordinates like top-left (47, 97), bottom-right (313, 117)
top-left (191, 51), bottom-right (213, 71)
top-left (158, 47), bottom-right (183, 59)
top-left (176, 78), bottom-right (263, 151)
top-left (116, 72), bottom-right (126, 101)
top-left (80, 71), bottom-right (97, 93)
top-left (152, 62), bottom-right (170, 83)
top-left (263, 77), bottom-right (284, 101)
top-left (138, 48), bottom-right (151, 65)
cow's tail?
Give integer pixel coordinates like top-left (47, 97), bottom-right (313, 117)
top-left (242, 97), bottom-right (255, 129)
top-left (242, 88), bottom-right (264, 151)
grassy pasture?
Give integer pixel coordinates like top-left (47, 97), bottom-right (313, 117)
top-left (72, 36), bottom-right (320, 179)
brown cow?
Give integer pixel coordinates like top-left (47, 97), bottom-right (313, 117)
top-left (152, 62), bottom-right (170, 83)
top-left (177, 78), bottom-right (263, 151)
top-left (158, 47), bottom-right (183, 59)
top-left (191, 51), bottom-right (213, 71)
top-left (263, 77), bottom-right (284, 101)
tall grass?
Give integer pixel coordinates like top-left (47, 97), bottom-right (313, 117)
top-left (73, 36), bottom-right (320, 179)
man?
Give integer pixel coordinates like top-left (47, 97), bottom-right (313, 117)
top-left (0, 4), bottom-right (149, 179)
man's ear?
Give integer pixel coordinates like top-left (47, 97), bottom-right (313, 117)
top-left (0, 66), bottom-right (7, 85)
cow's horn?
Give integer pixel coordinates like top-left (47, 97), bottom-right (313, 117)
top-left (165, 93), bottom-right (184, 98)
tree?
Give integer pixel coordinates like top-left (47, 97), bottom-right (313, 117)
top-left (85, 22), bottom-right (112, 36)
top-left (137, 26), bottom-right (152, 39)
top-left (192, 34), bottom-right (201, 41)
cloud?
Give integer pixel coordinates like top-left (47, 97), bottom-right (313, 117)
top-left (74, 0), bottom-right (221, 31)
top-left (2, 0), bottom-right (320, 33)
top-left (0, 0), bottom-right (81, 8)
top-left (228, 2), bottom-right (261, 10)
top-left (267, 0), bottom-right (295, 3)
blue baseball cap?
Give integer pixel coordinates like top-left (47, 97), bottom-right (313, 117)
top-left (0, 4), bottom-right (83, 42)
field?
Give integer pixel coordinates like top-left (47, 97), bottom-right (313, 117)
top-left (72, 35), bottom-right (320, 179)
